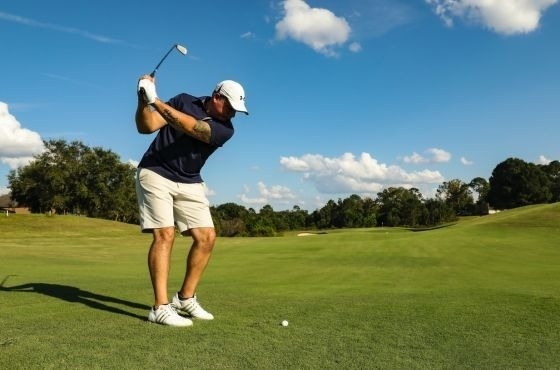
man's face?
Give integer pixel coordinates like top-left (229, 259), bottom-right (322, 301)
top-left (213, 94), bottom-right (236, 121)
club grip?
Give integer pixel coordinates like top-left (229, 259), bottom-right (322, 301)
top-left (138, 87), bottom-right (148, 103)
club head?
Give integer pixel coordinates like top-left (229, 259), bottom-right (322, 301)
top-left (176, 44), bottom-right (187, 55)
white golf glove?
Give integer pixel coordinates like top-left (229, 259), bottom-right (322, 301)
top-left (137, 79), bottom-right (158, 105)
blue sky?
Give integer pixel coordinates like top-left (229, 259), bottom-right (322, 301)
top-left (1, 0), bottom-right (559, 211)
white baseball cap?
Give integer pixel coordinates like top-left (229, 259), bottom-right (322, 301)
top-left (215, 80), bottom-right (248, 115)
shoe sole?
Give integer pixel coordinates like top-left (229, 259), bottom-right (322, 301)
top-left (148, 318), bottom-right (193, 327)
top-left (174, 308), bottom-right (214, 320)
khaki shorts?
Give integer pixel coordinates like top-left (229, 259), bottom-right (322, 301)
top-left (135, 167), bottom-right (214, 233)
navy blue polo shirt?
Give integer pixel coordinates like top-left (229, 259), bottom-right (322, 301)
top-left (138, 93), bottom-right (234, 183)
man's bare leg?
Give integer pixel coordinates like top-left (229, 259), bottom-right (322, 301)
top-left (178, 227), bottom-right (216, 298)
top-left (148, 227), bottom-right (176, 307)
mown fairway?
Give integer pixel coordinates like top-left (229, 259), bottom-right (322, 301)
top-left (1, 204), bottom-right (559, 369)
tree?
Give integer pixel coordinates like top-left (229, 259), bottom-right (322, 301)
top-left (469, 177), bottom-right (489, 203)
top-left (8, 139), bottom-right (138, 222)
top-left (488, 158), bottom-right (552, 209)
top-left (376, 187), bottom-right (424, 227)
top-left (436, 179), bottom-right (474, 215)
top-left (286, 205), bottom-right (309, 230)
top-left (9, 140), bottom-right (88, 213)
top-left (421, 198), bottom-right (455, 225)
top-left (313, 199), bottom-right (337, 229)
top-left (540, 160), bottom-right (560, 202)
top-left (245, 205), bottom-right (276, 236)
top-left (361, 197), bottom-right (378, 227)
top-left (468, 177), bottom-right (490, 215)
top-left (213, 203), bottom-right (249, 236)
top-left (340, 194), bottom-right (364, 228)
top-left (79, 147), bottom-right (137, 221)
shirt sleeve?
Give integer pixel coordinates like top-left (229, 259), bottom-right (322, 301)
top-left (167, 93), bottom-right (234, 147)
top-left (208, 120), bottom-right (234, 147)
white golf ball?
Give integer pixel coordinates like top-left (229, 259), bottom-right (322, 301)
top-left (281, 320), bottom-right (289, 327)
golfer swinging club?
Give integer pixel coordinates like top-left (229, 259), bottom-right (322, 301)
top-left (135, 75), bottom-right (248, 327)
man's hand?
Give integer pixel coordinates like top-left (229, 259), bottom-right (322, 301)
top-left (138, 78), bottom-right (158, 105)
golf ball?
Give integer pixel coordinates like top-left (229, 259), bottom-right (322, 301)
top-left (281, 320), bottom-right (289, 327)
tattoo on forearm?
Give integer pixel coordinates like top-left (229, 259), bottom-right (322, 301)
top-left (161, 107), bottom-right (211, 142)
top-left (193, 120), bottom-right (212, 142)
top-left (162, 108), bottom-right (181, 127)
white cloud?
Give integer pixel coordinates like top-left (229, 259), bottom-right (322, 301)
top-left (345, 0), bottom-right (418, 38)
top-left (275, 0), bottom-right (351, 57)
top-left (0, 11), bottom-right (124, 44)
top-left (204, 186), bottom-right (216, 197)
top-left (281, 152), bottom-right (444, 194)
top-left (403, 152), bottom-right (428, 164)
top-left (427, 148), bottom-right (452, 163)
top-left (241, 31), bottom-right (255, 39)
top-left (536, 155), bottom-right (552, 164)
top-left (349, 42), bottom-right (362, 53)
top-left (426, 0), bottom-right (558, 35)
top-left (43, 73), bottom-right (105, 90)
top-left (403, 148), bottom-right (451, 164)
top-left (461, 156), bottom-right (474, 165)
top-left (0, 102), bottom-right (44, 169)
top-left (239, 181), bottom-right (297, 208)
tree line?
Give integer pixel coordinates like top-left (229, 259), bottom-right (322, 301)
top-left (7, 140), bottom-right (559, 236)
top-left (8, 140), bottom-right (138, 223)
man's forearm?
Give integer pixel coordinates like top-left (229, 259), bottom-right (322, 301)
top-left (136, 99), bottom-right (166, 134)
top-left (153, 100), bottom-right (212, 143)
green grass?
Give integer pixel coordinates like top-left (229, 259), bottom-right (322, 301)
top-left (1, 204), bottom-right (559, 369)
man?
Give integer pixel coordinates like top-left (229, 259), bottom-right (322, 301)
top-left (135, 75), bottom-right (248, 327)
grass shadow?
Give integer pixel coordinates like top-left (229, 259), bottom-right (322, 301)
top-left (407, 223), bottom-right (457, 232)
top-left (1, 276), bottom-right (149, 321)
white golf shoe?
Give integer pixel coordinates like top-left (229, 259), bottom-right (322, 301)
top-left (148, 304), bottom-right (193, 327)
top-left (171, 293), bottom-right (214, 320)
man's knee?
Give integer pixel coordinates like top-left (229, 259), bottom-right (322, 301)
top-left (152, 227), bottom-right (176, 246)
top-left (192, 228), bottom-right (216, 250)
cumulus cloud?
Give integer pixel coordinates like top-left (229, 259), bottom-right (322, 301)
top-left (239, 182), bottom-right (297, 208)
top-left (536, 155), bottom-right (552, 164)
top-left (461, 156), bottom-right (474, 165)
top-left (0, 102), bottom-right (44, 169)
top-left (204, 185), bottom-right (216, 197)
top-left (428, 148), bottom-right (452, 163)
top-left (280, 152), bottom-right (444, 194)
top-left (403, 152), bottom-right (428, 164)
top-left (275, 0), bottom-right (351, 57)
top-left (403, 148), bottom-right (452, 164)
top-left (426, 0), bottom-right (558, 35)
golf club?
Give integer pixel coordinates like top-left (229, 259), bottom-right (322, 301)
top-left (150, 43), bottom-right (188, 77)
top-left (139, 43), bottom-right (187, 103)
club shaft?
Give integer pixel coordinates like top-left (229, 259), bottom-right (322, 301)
top-left (151, 45), bottom-right (176, 77)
